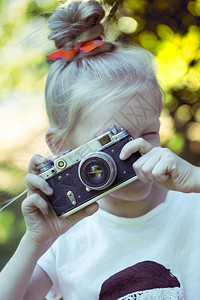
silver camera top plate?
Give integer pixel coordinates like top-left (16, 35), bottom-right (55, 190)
top-left (39, 126), bottom-right (129, 180)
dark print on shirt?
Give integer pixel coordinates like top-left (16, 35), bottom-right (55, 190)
top-left (99, 260), bottom-right (183, 300)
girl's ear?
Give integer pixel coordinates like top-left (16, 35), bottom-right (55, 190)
top-left (46, 128), bottom-right (64, 155)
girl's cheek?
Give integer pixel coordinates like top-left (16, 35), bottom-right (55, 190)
top-left (142, 134), bottom-right (160, 146)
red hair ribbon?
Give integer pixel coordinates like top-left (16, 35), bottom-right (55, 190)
top-left (46, 37), bottom-right (105, 60)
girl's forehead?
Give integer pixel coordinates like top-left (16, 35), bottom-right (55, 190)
top-left (71, 93), bottom-right (160, 147)
top-left (89, 93), bottom-right (160, 133)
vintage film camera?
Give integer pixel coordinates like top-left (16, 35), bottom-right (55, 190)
top-left (38, 125), bottom-right (141, 218)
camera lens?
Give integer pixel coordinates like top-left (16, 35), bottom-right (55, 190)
top-left (78, 152), bottom-right (117, 190)
top-left (83, 160), bottom-right (108, 184)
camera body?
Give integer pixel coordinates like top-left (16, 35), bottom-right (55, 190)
top-left (38, 125), bottom-right (141, 218)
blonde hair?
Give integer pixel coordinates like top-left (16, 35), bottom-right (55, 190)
top-left (45, 0), bottom-right (162, 146)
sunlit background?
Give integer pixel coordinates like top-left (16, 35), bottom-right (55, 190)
top-left (0, 0), bottom-right (200, 269)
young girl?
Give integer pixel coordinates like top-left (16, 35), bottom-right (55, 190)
top-left (1, 1), bottom-right (200, 299)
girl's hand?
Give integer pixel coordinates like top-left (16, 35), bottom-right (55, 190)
top-left (23, 155), bottom-right (99, 250)
top-left (120, 138), bottom-right (200, 193)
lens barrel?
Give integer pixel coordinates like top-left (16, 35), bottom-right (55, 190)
top-left (78, 152), bottom-right (117, 190)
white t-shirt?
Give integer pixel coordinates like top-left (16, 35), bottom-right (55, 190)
top-left (38, 191), bottom-right (200, 300)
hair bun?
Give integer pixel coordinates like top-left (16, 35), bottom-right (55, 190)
top-left (48, 0), bottom-right (106, 49)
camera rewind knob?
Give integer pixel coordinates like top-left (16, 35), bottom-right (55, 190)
top-left (37, 160), bottom-right (54, 173)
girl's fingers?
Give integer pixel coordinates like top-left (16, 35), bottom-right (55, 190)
top-left (133, 158), bottom-right (156, 182)
top-left (22, 194), bottom-right (49, 216)
top-left (133, 147), bottom-right (173, 183)
top-left (120, 140), bottom-right (174, 184)
top-left (151, 156), bottom-right (173, 182)
top-left (120, 138), bottom-right (154, 160)
top-left (133, 148), bottom-right (163, 182)
top-left (26, 173), bottom-right (53, 196)
top-left (28, 154), bottom-right (59, 174)
top-left (28, 155), bottom-right (47, 174)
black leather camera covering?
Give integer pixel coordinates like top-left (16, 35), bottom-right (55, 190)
top-left (46, 135), bottom-right (141, 217)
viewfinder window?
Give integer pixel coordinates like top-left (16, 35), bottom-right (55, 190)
top-left (99, 134), bottom-right (111, 146)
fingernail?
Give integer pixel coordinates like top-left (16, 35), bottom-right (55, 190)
top-left (46, 187), bottom-right (53, 194)
top-left (44, 208), bottom-right (49, 215)
top-left (120, 152), bottom-right (125, 159)
top-left (39, 156), bottom-right (46, 162)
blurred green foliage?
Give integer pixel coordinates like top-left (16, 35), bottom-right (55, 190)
top-left (0, 0), bottom-right (200, 270)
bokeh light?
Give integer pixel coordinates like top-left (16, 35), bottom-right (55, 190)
top-left (118, 16), bottom-right (138, 34)
top-left (175, 105), bottom-right (192, 124)
top-left (187, 1), bottom-right (200, 16)
top-left (186, 122), bottom-right (200, 142)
